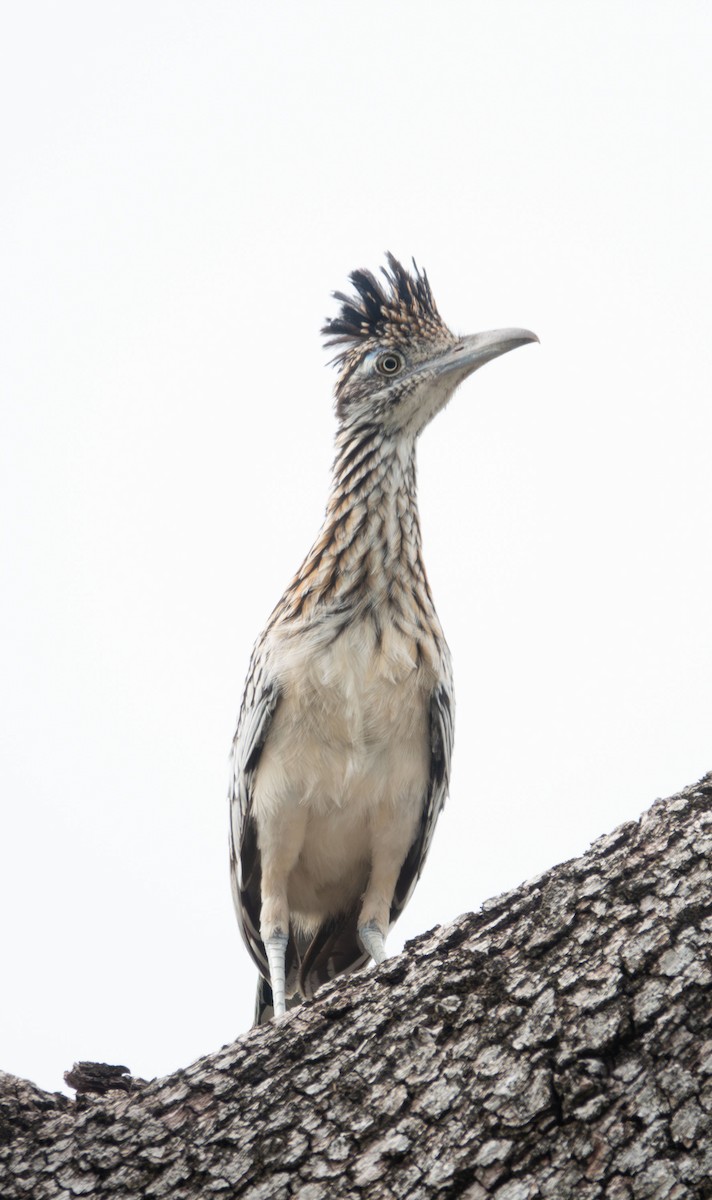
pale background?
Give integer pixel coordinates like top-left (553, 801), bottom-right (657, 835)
top-left (2, 2), bottom-right (710, 1094)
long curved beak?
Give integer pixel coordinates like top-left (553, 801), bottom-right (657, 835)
top-left (435, 328), bottom-right (539, 381)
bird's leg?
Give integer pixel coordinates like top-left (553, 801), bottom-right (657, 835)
top-left (265, 930), bottom-right (289, 1017)
top-left (260, 877), bottom-right (292, 1016)
top-left (358, 919), bottom-right (387, 964)
top-left (359, 802), bottom-right (423, 965)
top-left (358, 819), bottom-right (412, 965)
top-left (259, 802), bottom-right (308, 1019)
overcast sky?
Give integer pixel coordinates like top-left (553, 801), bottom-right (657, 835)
top-left (2, 2), bottom-right (711, 1094)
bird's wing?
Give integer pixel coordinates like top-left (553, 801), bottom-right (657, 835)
top-left (228, 649), bottom-right (280, 983)
top-left (390, 681), bottom-right (455, 924)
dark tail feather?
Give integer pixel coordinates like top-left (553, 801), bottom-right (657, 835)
top-left (298, 909), bottom-right (370, 1000)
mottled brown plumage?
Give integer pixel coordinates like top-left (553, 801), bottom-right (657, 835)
top-left (230, 255), bottom-right (537, 1021)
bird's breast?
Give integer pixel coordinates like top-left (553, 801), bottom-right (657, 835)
top-left (253, 611), bottom-right (445, 817)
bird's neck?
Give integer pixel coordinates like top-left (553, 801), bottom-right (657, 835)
top-left (327, 425), bottom-right (424, 590)
top-left (280, 424), bottom-right (436, 624)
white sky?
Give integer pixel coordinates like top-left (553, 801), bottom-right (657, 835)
top-left (2, 2), bottom-right (711, 1094)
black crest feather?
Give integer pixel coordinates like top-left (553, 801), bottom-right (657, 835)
top-left (322, 253), bottom-right (445, 366)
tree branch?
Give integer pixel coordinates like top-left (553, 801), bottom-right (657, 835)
top-left (2, 773), bottom-right (711, 1198)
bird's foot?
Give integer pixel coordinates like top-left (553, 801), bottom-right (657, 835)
top-left (358, 920), bottom-right (387, 964)
top-left (265, 930), bottom-right (289, 1018)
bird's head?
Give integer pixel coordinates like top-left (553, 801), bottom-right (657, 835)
top-left (322, 253), bottom-right (537, 439)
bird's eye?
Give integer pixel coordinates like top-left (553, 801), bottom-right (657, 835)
top-left (375, 352), bottom-right (404, 376)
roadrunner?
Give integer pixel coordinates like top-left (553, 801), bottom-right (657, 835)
top-left (230, 254), bottom-right (537, 1022)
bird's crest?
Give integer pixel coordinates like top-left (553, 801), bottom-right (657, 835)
top-left (322, 253), bottom-right (450, 376)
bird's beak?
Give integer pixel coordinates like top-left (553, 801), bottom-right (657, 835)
top-left (434, 328), bottom-right (539, 381)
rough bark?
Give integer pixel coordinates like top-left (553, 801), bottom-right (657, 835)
top-left (2, 774), bottom-right (711, 1200)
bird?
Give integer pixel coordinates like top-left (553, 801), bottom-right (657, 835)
top-left (229, 254), bottom-right (537, 1023)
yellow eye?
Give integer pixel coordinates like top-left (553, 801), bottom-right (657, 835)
top-left (376, 352), bottom-right (403, 376)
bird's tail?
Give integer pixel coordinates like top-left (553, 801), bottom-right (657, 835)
top-left (298, 909), bottom-right (370, 1000)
